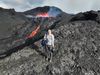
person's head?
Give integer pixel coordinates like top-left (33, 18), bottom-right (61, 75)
top-left (48, 29), bottom-right (52, 34)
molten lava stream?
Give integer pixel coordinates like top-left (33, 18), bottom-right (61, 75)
top-left (36, 12), bottom-right (49, 17)
top-left (27, 26), bottom-right (40, 38)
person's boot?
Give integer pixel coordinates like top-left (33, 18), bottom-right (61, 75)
top-left (49, 53), bottom-right (52, 62)
top-left (49, 59), bottom-right (52, 62)
top-left (46, 57), bottom-right (48, 61)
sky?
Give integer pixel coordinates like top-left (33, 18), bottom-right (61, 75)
top-left (0, 0), bottom-right (100, 14)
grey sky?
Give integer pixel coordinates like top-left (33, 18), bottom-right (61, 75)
top-left (0, 0), bottom-right (100, 14)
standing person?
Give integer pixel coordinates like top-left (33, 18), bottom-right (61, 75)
top-left (44, 29), bottom-right (55, 62)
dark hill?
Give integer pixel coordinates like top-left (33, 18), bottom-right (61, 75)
top-left (24, 6), bottom-right (62, 16)
top-left (71, 10), bottom-right (100, 23)
top-left (0, 7), bottom-right (32, 54)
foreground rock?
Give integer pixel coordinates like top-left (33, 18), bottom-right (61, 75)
top-left (1, 20), bottom-right (100, 75)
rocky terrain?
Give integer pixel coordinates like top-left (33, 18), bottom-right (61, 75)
top-left (0, 6), bottom-right (100, 75)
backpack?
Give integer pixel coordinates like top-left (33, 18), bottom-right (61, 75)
top-left (41, 33), bottom-right (48, 46)
top-left (41, 39), bottom-right (48, 46)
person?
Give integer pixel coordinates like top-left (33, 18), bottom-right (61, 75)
top-left (43, 29), bottom-right (55, 62)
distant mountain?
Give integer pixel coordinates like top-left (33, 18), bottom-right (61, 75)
top-left (23, 6), bottom-right (73, 23)
top-left (24, 6), bottom-right (63, 17)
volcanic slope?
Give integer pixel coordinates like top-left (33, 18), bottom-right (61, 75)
top-left (0, 7), bottom-right (100, 75)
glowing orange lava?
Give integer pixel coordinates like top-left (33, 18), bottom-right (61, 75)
top-left (36, 12), bottom-right (49, 17)
top-left (28, 26), bottom-right (40, 38)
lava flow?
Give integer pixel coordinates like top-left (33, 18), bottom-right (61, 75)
top-left (36, 12), bottom-right (49, 17)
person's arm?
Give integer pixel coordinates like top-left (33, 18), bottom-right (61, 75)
top-left (44, 34), bottom-right (47, 40)
top-left (51, 34), bottom-right (54, 47)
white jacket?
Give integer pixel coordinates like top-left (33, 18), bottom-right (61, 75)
top-left (44, 34), bottom-right (54, 47)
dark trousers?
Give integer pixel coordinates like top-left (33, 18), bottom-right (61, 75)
top-left (45, 45), bottom-right (53, 61)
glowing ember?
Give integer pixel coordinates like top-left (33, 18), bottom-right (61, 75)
top-left (36, 13), bottom-right (49, 17)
